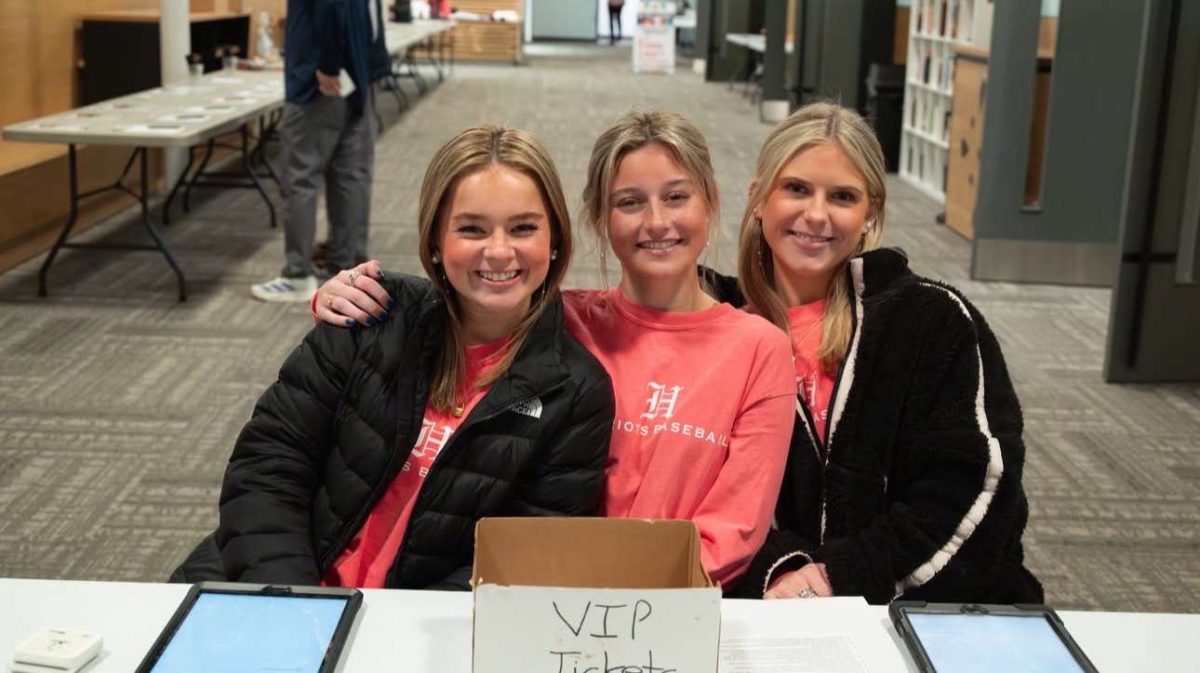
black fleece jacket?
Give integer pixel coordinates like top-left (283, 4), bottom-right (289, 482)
top-left (215, 274), bottom-right (614, 589)
top-left (717, 249), bottom-right (1042, 604)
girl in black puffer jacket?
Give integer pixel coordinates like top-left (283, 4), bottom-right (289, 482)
top-left (178, 126), bottom-right (614, 589)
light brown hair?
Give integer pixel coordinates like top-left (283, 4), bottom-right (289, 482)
top-left (418, 125), bottom-right (573, 413)
top-left (737, 102), bottom-right (887, 371)
top-left (580, 110), bottom-right (721, 278)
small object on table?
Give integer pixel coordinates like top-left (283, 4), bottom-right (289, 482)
top-left (11, 628), bottom-right (102, 673)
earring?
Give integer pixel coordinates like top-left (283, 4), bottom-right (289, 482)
top-left (550, 249), bottom-right (558, 261)
top-left (431, 253), bottom-right (440, 264)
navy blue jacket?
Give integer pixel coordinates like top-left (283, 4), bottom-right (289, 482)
top-left (285, 0), bottom-right (390, 113)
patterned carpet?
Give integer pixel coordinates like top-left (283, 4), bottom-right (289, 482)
top-left (0, 43), bottom-right (1196, 612)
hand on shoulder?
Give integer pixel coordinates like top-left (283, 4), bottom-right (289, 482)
top-left (313, 260), bottom-right (392, 327)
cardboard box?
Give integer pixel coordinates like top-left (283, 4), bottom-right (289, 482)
top-left (472, 518), bottom-right (721, 673)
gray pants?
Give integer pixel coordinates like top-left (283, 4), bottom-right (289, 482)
top-left (280, 92), bottom-right (376, 278)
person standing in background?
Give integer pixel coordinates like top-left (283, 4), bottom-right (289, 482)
top-left (608, 0), bottom-right (626, 44)
top-left (251, 0), bottom-right (389, 302)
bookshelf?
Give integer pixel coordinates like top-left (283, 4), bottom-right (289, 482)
top-left (899, 0), bottom-right (991, 201)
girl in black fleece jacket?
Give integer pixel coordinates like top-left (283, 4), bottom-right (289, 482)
top-left (728, 102), bottom-right (1042, 604)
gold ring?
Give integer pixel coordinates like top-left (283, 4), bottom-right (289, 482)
top-left (325, 293), bottom-right (334, 308)
top-left (797, 587), bottom-right (816, 599)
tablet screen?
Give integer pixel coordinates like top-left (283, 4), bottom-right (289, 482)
top-left (907, 613), bottom-right (1086, 673)
top-left (148, 592), bottom-right (350, 673)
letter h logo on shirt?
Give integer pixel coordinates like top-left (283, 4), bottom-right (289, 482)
top-left (412, 419), bottom-right (453, 460)
top-left (640, 382), bottom-right (683, 420)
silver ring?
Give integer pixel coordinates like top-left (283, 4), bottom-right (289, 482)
top-left (797, 587), bottom-right (816, 599)
top-left (347, 270), bottom-right (359, 287)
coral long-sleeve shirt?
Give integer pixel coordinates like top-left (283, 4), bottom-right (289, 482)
top-left (788, 300), bottom-right (835, 442)
top-left (563, 288), bottom-right (795, 586)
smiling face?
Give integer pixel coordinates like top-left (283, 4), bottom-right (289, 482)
top-left (757, 141), bottom-right (873, 303)
top-left (437, 164), bottom-right (553, 335)
top-left (606, 142), bottom-right (710, 286)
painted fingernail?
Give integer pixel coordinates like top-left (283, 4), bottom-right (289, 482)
top-left (377, 270), bottom-right (386, 280)
top-left (365, 317), bottom-right (376, 326)
top-left (346, 318), bottom-right (357, 327)
top-left (387, 298), bottom-right (396, 310)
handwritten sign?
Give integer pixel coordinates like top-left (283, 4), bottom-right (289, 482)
top-left (633, 24), bottom-right (676, 75)
top-left (474, 586), bottom-right (721, 673)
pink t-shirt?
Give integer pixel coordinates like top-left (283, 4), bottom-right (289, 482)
top-left (562, 288), bottom-right (795, 586)
top-left (787, 300), bottom-right (835, 442)
top-left (324, 338), bottom-right (509, 588)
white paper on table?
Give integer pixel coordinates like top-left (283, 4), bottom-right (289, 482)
top-left (114, 124), bottom-right (184, 134)
top-left (210, 76), bottom-right (243, 84)
top-left (161, 114), bottom-right (210, 123)
top-left (36, 123), bottom-right (86, 132)
top-left (721, 636), bottom-right (867, 672)
top-left (719, 597), bottom-right (909, 673)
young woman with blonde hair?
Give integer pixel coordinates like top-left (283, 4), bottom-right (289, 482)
top-left (177, 125), bottom-right (614, 588)
top-left (315, 111), bottom-right (796, 590)
top-left (733, 102), bottom-right (1042, 604)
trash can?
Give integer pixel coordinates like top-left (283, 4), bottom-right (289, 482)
top-left (865, 63), bottom-right (906, 173)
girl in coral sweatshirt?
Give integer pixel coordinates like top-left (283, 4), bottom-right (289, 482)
top-left (313, 111), bottom-right (795, 590)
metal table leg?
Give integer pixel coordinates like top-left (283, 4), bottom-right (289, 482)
top-left (39, 145), bottom-right (188, 301)
top-left (38, 145), bottom-right (81, 297)
top-left (133, 148), bottom-right (187, 301)
top-left (240, 124), bottom-right (277, 229)
top-left (162, 145), bottom-right (196, 227)
top-left (183, 140), bottom-right (216, 212)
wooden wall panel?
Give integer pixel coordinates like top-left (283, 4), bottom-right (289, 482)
top-left (454, 0), bottom-right (522, 13)
top-left (0, 0), bottom-right (161, 274)
top-left (1038, 16), bottom-right (1057, 54)
top-left (894, 6), bottom-right (909, 65)
top-left (449, 0), bottom-right (523, 64)
top-left (450, 21), bottom-right (521, 63)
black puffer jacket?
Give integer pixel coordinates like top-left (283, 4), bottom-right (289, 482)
top-left (721, 249), bottom-right (1042, 604)
top-left (215, 274), bottom-right (614, 589)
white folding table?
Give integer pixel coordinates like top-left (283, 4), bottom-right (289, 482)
top-left (0, 578), bottom-right (1195, 672)
top-left (2, 71), bottom-right (284, 301)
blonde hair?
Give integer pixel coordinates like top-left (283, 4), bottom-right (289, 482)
top-left (418, 125), bottom-right (573, 413)
top-left (737, 102), bottom-right (887, 372)
top-left (581, 110), bottom-right (721, 277)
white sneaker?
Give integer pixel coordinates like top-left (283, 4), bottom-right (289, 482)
top-left (250, 275), bottom-right (318, 303)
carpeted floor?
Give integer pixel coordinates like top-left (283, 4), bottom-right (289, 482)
top-left (0, 42), bottom-right (1196, 612)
